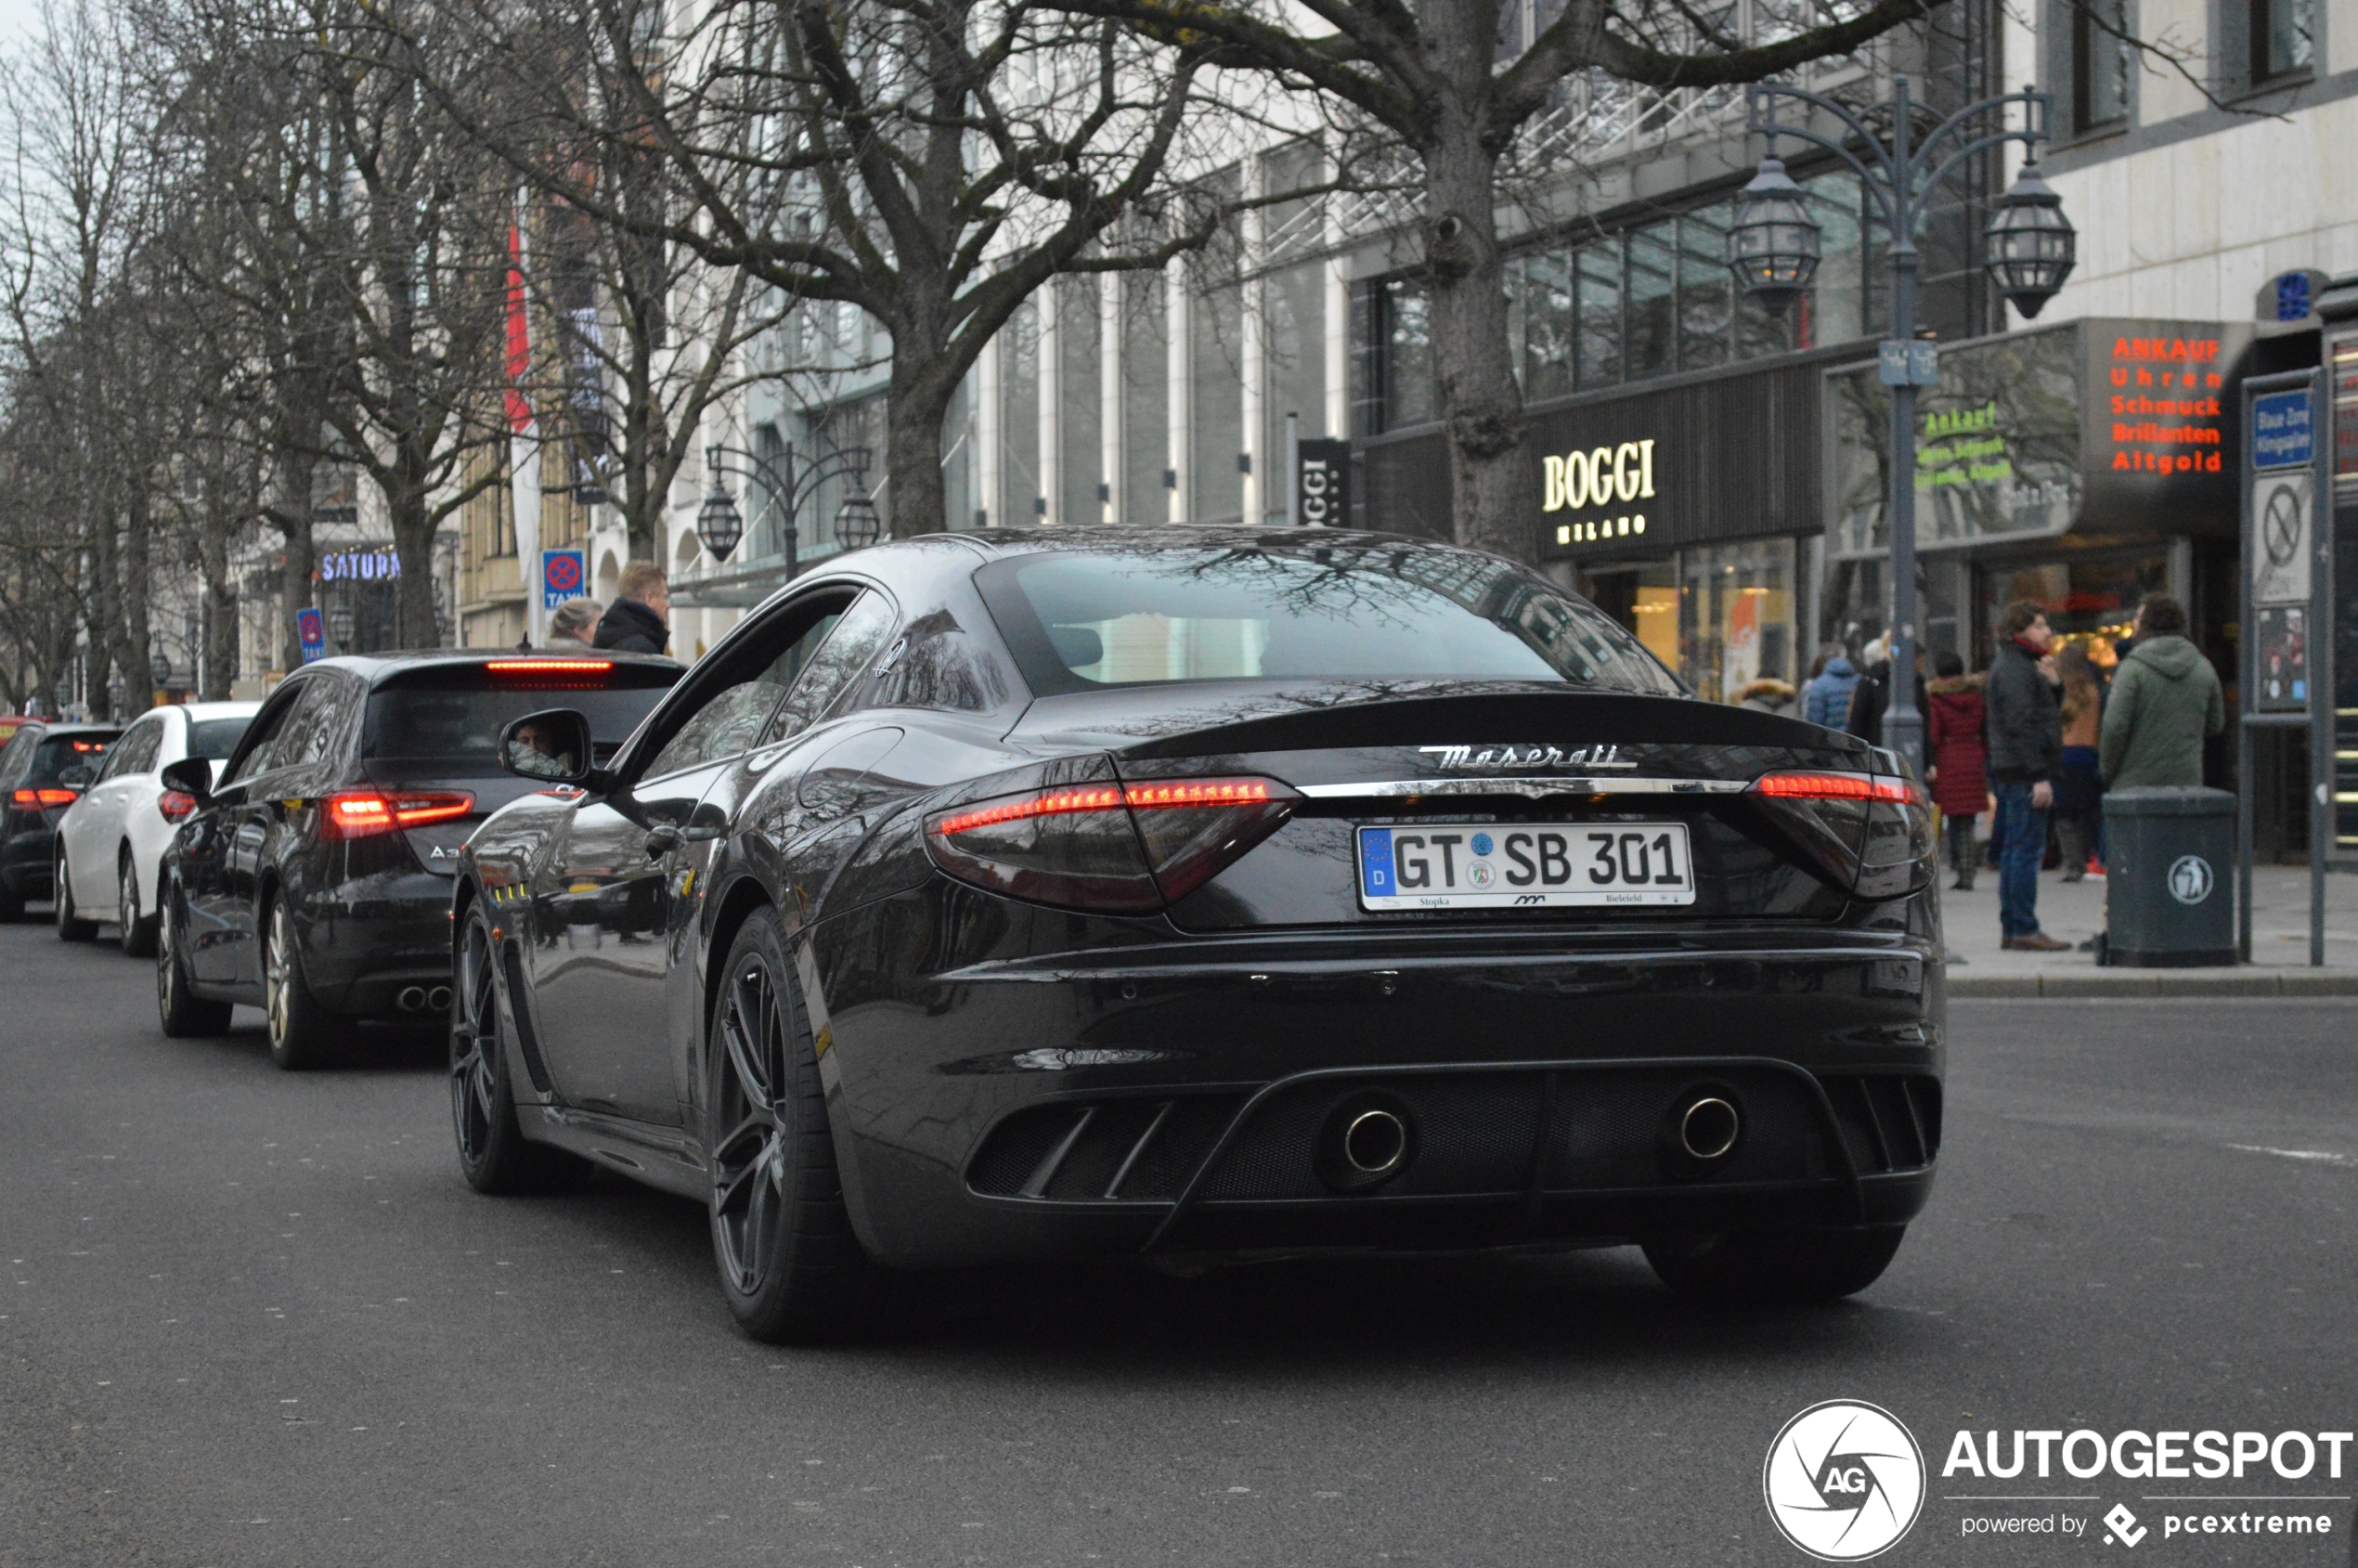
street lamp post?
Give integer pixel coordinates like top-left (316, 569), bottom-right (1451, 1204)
top-left (1729, 77), bottom-right (2076, 779)
top-left (698, 442), bottom-right (876, 580)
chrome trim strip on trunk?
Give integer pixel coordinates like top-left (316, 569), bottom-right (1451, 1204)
top-left (1294, 775), bottom-right (1750, 800)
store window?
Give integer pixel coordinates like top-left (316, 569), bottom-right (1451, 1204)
top-left (1191, 261), bottom-right (1245, 523)
top-left (1121, 271), bottom-right (1168, 525)
top-left (1263, 259), bottom-right (1327, 519)
top-left (1380, 279), bottom-right (1436, 427)
top-left (1577, 563), bottom-right (1680, 675)
top-left (2073, 0), bottom-right (2131, 130)
top-left (1056, 275), bottom-right (1103, 526)
top-left (2250, 0), bottom-right (2315, 81)
top-left (1681, 539), bottom-right (1797, 702)
top-left (999, 299), bottom-right (1041, 526)
top-left (1980, 554), bottom-right (2167, 671)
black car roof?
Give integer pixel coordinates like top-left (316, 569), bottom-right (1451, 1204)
top-left (296, 650), bottom-right (686, 687)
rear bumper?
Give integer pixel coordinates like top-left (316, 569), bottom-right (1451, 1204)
top-left (2, 818), bottom-right (59, 895)
top-left (298, 871), bottom-right (458, 1015)
top-left (814, 914), bottom-right (1944, 1269)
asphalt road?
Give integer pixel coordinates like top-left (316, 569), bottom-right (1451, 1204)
top-left (3, 914), bottom-right (2354, 1568)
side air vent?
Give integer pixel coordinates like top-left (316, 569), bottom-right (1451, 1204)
top-left (1822, 1075), bottom-right (1941, 1174)
top-left (967, 1095), bottom-right (1241, 1202)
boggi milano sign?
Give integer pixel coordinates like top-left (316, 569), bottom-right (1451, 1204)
top-left (1541, 440), bottom-right (1657, 545)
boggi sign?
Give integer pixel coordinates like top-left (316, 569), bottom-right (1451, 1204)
top-left (1541, 438), bottom-right (1658, 546)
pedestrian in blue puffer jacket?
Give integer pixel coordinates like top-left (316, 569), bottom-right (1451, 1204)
top-left (1802, 645), bottom-right (1859, 731)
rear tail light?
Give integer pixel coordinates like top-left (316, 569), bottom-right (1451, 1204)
top-left (159, 790), bottom-right (200, 823)
top-left (485, 658), bottom-right (616, 689)
top-left (320, 789), bottom-right (476, 841)
top-left (1748, 771), bottom-right (1919, 805)
top-left (1747, 770), bottom-right (1933, 898)
top-left (925, 775), bottom-right (1299, 914)
top-left (12, 787), bottom-right (78, 808)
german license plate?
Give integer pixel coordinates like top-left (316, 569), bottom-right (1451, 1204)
top-left (1355, 823), bottom-right (1695, 910)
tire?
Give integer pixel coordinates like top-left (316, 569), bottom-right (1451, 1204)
top-left (1643, 1225), bottom-right (1907, 1307)
top-left (450, 904), bottom-right (589, 1194)
top-left (119, 853), bottom-right (157, 957)
top-left (263, 898), bottom-right (337, 1069)
top-left (156, 882), bottom-right (233, 1038)
top-left (54, 855), bottom-right (97, 941)
top-left (706, 909), bottom-right (875, 1343)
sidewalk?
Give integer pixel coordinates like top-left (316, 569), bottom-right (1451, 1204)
top-left (1939, 862), bottom-right (2358, 995)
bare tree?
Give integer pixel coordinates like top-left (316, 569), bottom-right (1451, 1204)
top-left (430, 0), bottom-right (1269, 538)
top-left (1048, 0), bottom-right (1938, 559)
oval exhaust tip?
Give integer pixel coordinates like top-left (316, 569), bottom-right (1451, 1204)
top-left (426, 985), bottom-right (454, 1013)
top-left (1341, 1108), bottom-right (1408, 1176)
top-left (1679, 1096), bottom-right (1741, 1161)
top-left (395, 986), bottom-right (425, 1013)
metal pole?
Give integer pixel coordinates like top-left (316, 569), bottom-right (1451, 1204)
top-left (2310, 373), bottom-right (2331, 966)
top-left (1881, 76), bottom-right (1925, 780)
top-left (2238, 718), bottom-right (2255, 964)
top-left (784, 443), bottom-right (799, 583)
top-left (1285, 412), bottom-right (1301, 528)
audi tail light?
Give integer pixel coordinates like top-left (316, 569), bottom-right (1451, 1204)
top-left (924, 775), bottom-right (1299, 914)
top-left (11, 787), bottom-right (78, 808)
top-left (158, 790), bottom-right (200, 823)
top-left (320, 789), bottom-right (476, 841)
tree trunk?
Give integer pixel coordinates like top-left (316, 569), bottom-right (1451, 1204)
top-left (201, 511), bottom-right (238, 699)
top-left (884, 366), bottom-right (952, 538)
top-left (390, 469), bottom-right (442, 649)
top-left (120, 490), bottom-right (154, 708)
top-left (272, 444), bottom-right (318, 673)
top-left (1420, 87), bottom-right (1535, 563)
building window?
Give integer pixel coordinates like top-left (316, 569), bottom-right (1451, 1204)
top-left (1379, 279), bottom-right (1435, 428)
top-left (2251, 0), bottom-right (2314, 80)
top-left (2072, 0), bottom-right (2131, 130)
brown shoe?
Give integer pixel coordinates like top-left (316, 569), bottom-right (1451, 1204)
top-left (2002, 932), bottom-right (2071, 952)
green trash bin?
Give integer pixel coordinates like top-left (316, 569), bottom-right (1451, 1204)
top-left (2100, 786), bottom-right (2236, 967)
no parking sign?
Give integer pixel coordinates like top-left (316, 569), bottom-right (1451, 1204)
top-left (541, 549), bottom-right (587, 611)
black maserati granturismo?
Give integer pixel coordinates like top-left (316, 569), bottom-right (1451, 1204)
top-left (452, 530), bottom-right (1943, 1341)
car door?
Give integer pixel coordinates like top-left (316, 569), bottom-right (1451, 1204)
top-left (527, 586), bottom-right (881, 1125)
top-left (67, 716), bottom-right (156, 909)
top-left (203, 680), bottom-right (337, 987)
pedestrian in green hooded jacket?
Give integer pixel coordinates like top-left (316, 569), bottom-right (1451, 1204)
top-left (2099, 595), bottom-right (2223, 789)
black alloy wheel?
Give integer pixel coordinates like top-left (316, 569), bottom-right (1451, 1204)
top-left (156, 881), bottom-right (232, 1038)
top-left (54, 854), bottom-right (97, 941)
top-left (706, 910), bottom-right (874, 1343)
top-left (263, 899), bottom-right (334, 1069)
top-left (119, 853), bottom-right (157, 957)
top-left (449, 904), bottom-right (586, 1195)
top-left (1642, 1225), bottom-right (1908, 1306)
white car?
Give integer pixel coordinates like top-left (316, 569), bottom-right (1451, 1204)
top-left (55, 700), bottom-right (260, 953)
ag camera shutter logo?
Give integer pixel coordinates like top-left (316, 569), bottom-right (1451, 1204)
top-left (1764, 1400), bottom-right (1925, 1561)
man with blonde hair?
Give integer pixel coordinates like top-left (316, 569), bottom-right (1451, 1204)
top-left (594, 562), bottom-right (669, 654)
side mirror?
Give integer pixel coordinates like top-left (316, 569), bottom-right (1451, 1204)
top-left (499, 708), bottom-right (597, 786)
top-left (159, 757), bottom-right (214, 801)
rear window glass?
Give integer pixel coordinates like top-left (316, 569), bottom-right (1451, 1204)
top-left (977, 545), bottom-right (1681, 697)
top-left (363, 667), bottom-right (679, 760)
top-left (32, 734), bottom-right (116, 788)
top-left (188, 718), bottom-right (252, 761)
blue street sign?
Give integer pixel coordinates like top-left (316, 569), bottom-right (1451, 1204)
top-left (541, 549), bottom-right (587, 611)
top-left (2250, 389), bottom-right (2313, 470)
top-left (295, 607), bottom-right (327, 664)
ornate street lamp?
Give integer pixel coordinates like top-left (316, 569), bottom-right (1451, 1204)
top-left (328, 603), bottom-right (356, 648)
top-left (149, 650), bottom-right (172, 688)
top-left (697, 482), bottom-right (745, 563)
top-left (1727, 157), bottom-right (1820, 317)
top-left (1728, 77), bottom-right (2067, 781)
top-left (835, 489), bottom-right (882, 551)
top-left (703, 442), bottom-right (874, 579)
top-left (1984, 162), bottom-right (2078, 319)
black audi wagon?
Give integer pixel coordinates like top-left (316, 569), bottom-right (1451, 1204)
top-left (450, 530), bottom-right (1944, 1341)
top-left (0, 721), bottom-right (120, 918)
top-left (155, 651), bottom-right (681, 1065)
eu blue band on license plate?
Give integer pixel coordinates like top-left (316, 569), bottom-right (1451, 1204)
top-left (1354, 823), bottom-right (1696, 911)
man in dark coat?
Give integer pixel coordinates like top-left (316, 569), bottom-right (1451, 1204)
top-left (594, 561), bottom-right (670, 654)
top-left (1984, 602), bottom-right (2067, 951)
top-left (1846, 644), bottom-right (1930, 748)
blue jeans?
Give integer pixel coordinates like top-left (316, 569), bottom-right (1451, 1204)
top-left (1993, 782), bottom-right (2048, 939)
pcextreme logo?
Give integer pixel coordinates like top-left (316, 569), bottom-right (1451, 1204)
top-left (1764, 1400), bottom-right (1927, 1562)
